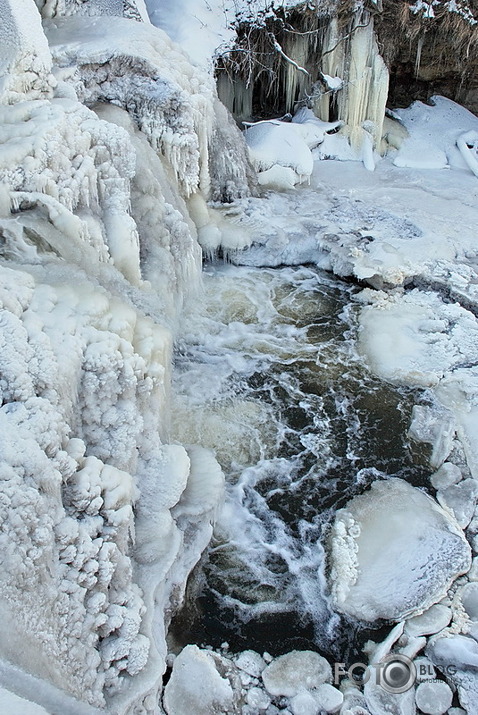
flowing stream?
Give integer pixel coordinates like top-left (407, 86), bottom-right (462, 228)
top-left (170, 263), bottom-right (430, 663)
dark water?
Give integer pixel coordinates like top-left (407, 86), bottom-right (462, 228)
top-left (170, 264), bottom-right (430, 662)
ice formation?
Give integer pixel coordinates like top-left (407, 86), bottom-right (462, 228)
top-left (329, 478), bottom-right (471, 621)
top-left (315, 11), bottom-right (389, 158)
top-left (2, 0), bottom-right (478, 712)
top-left (244, 110), bottom-right (343, 188)
top-left (0, 0), bottom-right (255, 710)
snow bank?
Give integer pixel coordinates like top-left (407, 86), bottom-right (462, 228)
top-left (145, 0), bottom-right (314, 68)
top-left (244, 111), bottom-right (343, 188)
top-left (329, 478), bottom-right (471, 621)
top-left (392, 96), bottom-right (478, 175)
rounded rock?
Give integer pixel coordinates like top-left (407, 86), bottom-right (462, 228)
top-left (261, 651), bottom-right (332, 697)
top-left (415, 681), bottom-right (453, 715)
top-left (314, 683), bottom-right (344, 713)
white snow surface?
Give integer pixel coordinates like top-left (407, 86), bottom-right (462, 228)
top-left (392, 96), bottom-right (478, 171)
top-left (145, 0), bottom-right (320, 67)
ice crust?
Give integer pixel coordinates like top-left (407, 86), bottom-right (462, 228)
top-left (329, 478), bottom-right (471, 622)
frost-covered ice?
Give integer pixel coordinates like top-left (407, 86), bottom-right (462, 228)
top-left (0, 687), bottom-right (49, 715)
top-left (261, 650), bottom-right (332, 697)
top-left (329, 478), bottom-right (471, 621)
top-left (163, 645), bottom-right (237, 715)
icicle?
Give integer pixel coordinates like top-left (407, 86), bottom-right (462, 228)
top-left (415, 36), bottom-right (424, 76)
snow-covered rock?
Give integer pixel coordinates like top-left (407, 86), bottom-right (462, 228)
top-left (392, 96), bottom-right (478, 176)
top-left (329, 478), bottom-right (471, 622)
top-left (404, 604), bottom-right (452, 637)
top-left (162, 645), bottom-right (238, 715)
top-left (234, 650), bottom-right (266, 678)
top-left (430, 462), bottom-right (462, 490)
top-left (244, 120), bottom-right (314, 184)
top-left (415, 681), bottom-right (453, 715)
top-left (261, 650), bottom-right (332, 697)
top-left (437, 478), bottom-right (478, 528)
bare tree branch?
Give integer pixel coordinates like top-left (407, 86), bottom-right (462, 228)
top-left (268, 33), bottom-right (310, 76)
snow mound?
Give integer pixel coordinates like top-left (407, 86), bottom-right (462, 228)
top-left (244, 114), bottom-right (342, 186)
top-left (392, 96), bottom-right (478, 175)
top-left (244, 120), bottom-right (314, 184)
top-left (329, 478), bottom-right (471, 622)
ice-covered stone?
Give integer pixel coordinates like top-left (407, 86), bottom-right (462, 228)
top-left (329, 478), bottom-right (471, 622)
top-left (430, 462), bottom-right (462, 490)
top-left (364, 678), bottom-right (416, 715)
top-left (163, 645), bottom-right (236, 715)
top-left (245, 686), bottom-right (270, 711)
top-left (415, 681), bottom-right (453, 715)
top-left (234, 650), bottom-right (266, 678)
top-left (414, 657), bottom-right (436, 683)
top-left (459, 582), bottom-right (478, 621)
top-left (404, 604), bottom-right (452, 637)
top-left (261, 650), bottom-right (332, 697)
top-left (399, 635), bottom-right (427, 661)
top-left (427, 634), bottom-right (478, 670)
top-left (313, 683), bottom-right (344, 712)
top-left (290, 690), bottom-right (319, 715)
top-left (437, 478), bottom-right (478, 528)
top-left (468, 557), bottom-right (478, 581)
top-left (339, 687), bottom-right (370, 714)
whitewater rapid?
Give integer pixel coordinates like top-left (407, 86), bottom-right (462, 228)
top-left (169, 263), bottom-right (429, 661)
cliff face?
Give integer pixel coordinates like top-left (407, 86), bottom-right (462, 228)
top-left (376, 0), bottom-right (478, 114)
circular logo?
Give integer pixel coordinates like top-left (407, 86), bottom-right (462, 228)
top-left (380, 654), bottom-right (416, 694)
